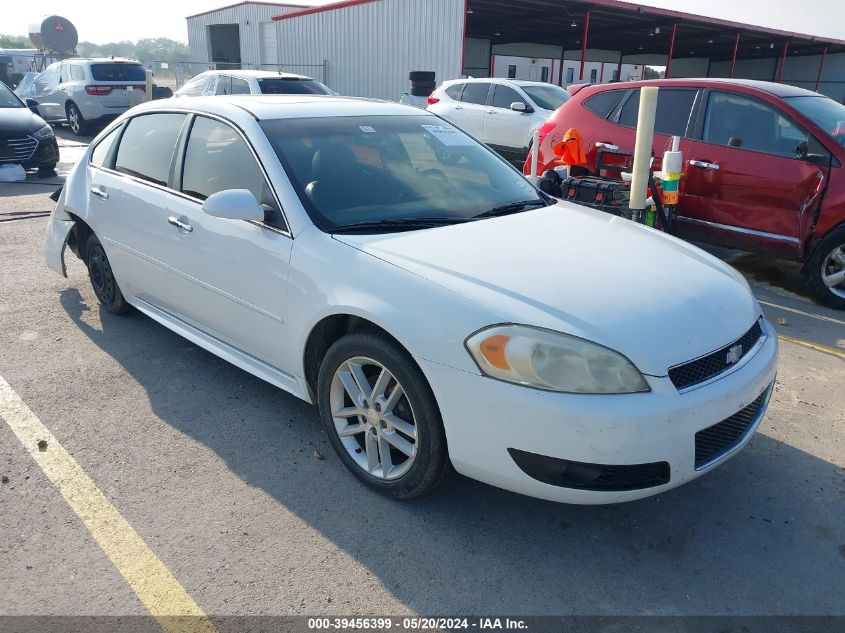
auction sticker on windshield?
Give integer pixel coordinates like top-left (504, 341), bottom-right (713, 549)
top-left (422, 124), bottom-right (473, 146)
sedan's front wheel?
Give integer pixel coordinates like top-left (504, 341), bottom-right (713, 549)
top-left (317, 332), bottom-right (450, 498)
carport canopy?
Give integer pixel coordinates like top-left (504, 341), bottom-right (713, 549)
top-left (465, 0), bottom-right (845, 84)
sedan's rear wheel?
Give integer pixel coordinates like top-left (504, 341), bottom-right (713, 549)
top-left (804, 226), bottom-right (845, 309)
top-left (317, 332), bottom-right (449, 498)
top-left (85, 233), bottom-right (131, 315)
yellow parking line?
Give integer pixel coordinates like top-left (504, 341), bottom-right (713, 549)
top-left (778, 335), bottom-right (845, 360)
top-left (0, 374), bottom-right (217, 633)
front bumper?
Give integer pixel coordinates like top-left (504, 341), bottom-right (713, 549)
top-left (419, 320), bottom-right (778, 504)
top-left (1, 136), bottom-right (58, 169)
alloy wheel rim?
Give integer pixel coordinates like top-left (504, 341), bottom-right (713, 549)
top-left (329, 356), bottom-right (418, 480)
top-left (69, 107), bottom-right (80, 133)
top-left (821, 245), bottom-right (845, 299)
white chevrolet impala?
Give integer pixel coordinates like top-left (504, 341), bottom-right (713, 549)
top-left (44, 96), bottom-right (777, 504)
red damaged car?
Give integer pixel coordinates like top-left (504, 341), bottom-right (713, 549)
top-left (527, 79), bottom-right (845, 308)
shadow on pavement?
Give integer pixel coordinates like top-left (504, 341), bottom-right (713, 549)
top-left (59, 286), bottom-right (845, 615)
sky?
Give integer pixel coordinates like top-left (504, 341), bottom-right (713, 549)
top-left (3, 0), bottom-right (844, 44)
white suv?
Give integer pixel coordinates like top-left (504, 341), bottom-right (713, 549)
top-left (427, 78), bottom-right (570, 164)
top-left (27, 58), bottom-right (147, 136)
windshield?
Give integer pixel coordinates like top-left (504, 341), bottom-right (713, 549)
top-left (519, 84), bottom-right (569, 111)
top-left (258, 78), bottom-right (331, 95)
top-left (260, 115), bottom-right (545, 232)
top-left (786, 95), bottom-right (845, 149)
top-left (90, 63), bottom-right (146, 82)
top-left (0, 82), bottom-right (23, 108)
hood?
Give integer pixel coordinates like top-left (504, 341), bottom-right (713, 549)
top-left (334, 203), bottom-right (761, 376)
top-left (0, 106), bottom-right (46, 137)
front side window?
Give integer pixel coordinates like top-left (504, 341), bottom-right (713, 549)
top-left (114, 113), bottom-right (186, 186)
top-left (35, 64), bottom-right (61, 92)
top-left (519, 84), bottom-right (569, 111)
top-left (703, 92), bottom-right (808, 158)
top-left (491, 85), bottom-right (522, 110)
top-left (784, 95), bottom-right (845, 150)
top-left (618, 88), bottom-right (697, 137)
top-left (177, 73), bottom-right (213, 96)
top-left (260, 115), bottom-right (546, 232)
top-left (90, 126), bottom-right (122, 167)
top-left (181, 116), bottom-right (282, 227)
top-left (461, 83), bottom-right (490, 105)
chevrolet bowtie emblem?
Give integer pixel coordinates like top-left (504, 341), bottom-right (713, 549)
top-left (726, 344), bottom-right (743, 365)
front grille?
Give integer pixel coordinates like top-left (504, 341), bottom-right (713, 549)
top-left (669, 320), bottom-right (763, 391)
top-left (0, 137), bottom-right (38, 163)
top-left (694, 387), bottom-right (769, 469)
top-left (508, 449), bottom-right (670, 491)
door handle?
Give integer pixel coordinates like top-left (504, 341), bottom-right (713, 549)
top-left (167, 216), bottom-right (193, 233)
top-left (454, 105), bottom-right (463, 110)
top-left (90, 186), bottom-right (109, 200)
top-left (689, 160), bottom-right (720, 170)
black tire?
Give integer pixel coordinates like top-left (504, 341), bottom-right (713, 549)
top-left (84, 233), bottom-right (131, 315)
top-left (408, 71), bottom-right (435, 82)
top-left (317, 332), bottom-right (450, 499)
top-left (66, 102), bottom-right (88, 136)
top-left (804, 225), bottom-right (845, 309)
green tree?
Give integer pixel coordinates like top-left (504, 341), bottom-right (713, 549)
top-left (0, 34), bottom-right (31, 49)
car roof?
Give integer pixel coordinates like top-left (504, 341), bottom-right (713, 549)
top-left (589, 77), bottom-right (820, 99)
top-left (206, 69), bottom-right (314, 81)
top-left (66, 57), bottom-right (142, 65)
top-left (129, 94), bottom-right (431, 121)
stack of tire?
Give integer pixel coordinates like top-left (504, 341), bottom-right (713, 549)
top-left (409, 71), bottom-right (436, 98)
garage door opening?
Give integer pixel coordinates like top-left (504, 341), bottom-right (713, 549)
top-left (208, 24), bottom-right (241, 69)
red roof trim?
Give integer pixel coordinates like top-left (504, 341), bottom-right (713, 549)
top-left (272, 0), bottom-right (380, 21)
top-left (186, 1), bottom-right (308, 20)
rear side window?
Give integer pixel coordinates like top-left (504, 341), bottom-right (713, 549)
top-left (444, 83), bottom-right (464, 100)
top-left (90, 126), bottom-right (121, 167)
top-left (491, 85), bottom-right (522, 109)
top-left (181, 116), bottom-right (282, 226)
top-left (257, 79), bottom-right (330, 95)
top-left (70, 65), bottom-right (85, 81)
top-left (114, 113), bottom-right (186, 186)
top-left (90, 63), bottom-right (146, 82)
top-left (230, 77), bottom-right (251, 94)
top-left (461, 83), bottom-right (490, 105)
top-left (583, 90), bottom-right (625, 119)
top-left (618, 88), bottom-right (697, 137)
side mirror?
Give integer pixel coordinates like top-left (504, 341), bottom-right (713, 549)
top-left (202, 189), bottom-right (264, 222)
top-left (25, 98), bottom-right (39, 114)
top-left (510, 101), bottom-right (529, 113)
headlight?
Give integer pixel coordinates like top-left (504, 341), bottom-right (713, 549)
top-left (31, 124), bottom-right (54, 140)
top-left (465, 325), bottom-right (650, 394)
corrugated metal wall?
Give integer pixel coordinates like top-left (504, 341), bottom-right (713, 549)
top-left (186, 3), bottom-right (300, 66)
top-left (709, 52), bottom-right (845, 101)
top-left (464, 37), bottom-right (491, 76)
top-left (275, 0), bottom-right (465, 100)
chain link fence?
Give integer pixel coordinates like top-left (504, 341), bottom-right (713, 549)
top-left (145, 60), bottom-right (328, 92)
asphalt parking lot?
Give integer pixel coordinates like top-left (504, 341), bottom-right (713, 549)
top-left (1, 129), bottom-right (844, 624)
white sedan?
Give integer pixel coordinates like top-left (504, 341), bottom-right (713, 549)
top-left (44, 95), bottom-right (777, 504)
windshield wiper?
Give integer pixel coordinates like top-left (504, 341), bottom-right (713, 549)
top-left (331, 217), bottom-right (475, 234)
top-left (472, 199), bottom-right (549, 219)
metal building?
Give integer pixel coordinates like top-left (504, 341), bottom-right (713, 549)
top-left (188, 0), bottom-right (845, 102)
top-left (186, 2), bottom-right (304, 70)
